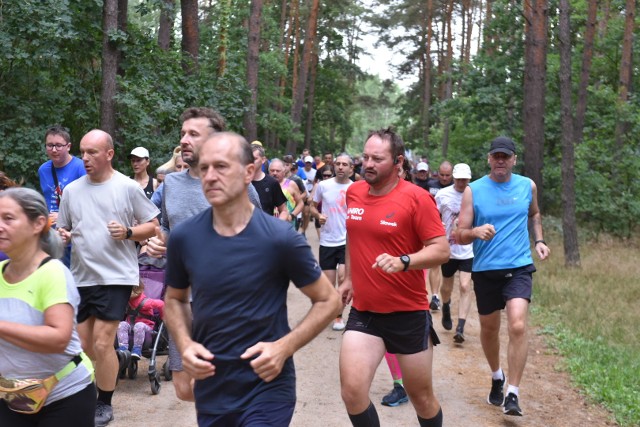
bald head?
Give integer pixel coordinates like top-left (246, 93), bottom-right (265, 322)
top-left (80, 129), bottom-right (115, 182)
top-left (438, 161), bottom-right (453, 186)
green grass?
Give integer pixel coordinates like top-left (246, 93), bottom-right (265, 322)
top-left (532, 231), bottom-right (640, 426)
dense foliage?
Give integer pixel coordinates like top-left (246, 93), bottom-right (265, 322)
top-left (0, 0), bottom-right (637, 235)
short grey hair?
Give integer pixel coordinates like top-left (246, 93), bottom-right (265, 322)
top-left (0, 188), bottom-right (64, 259)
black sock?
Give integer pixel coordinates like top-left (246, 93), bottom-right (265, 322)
top-left (418, 407), bottom-right (443, 427)
top-left (348, 401), bottom-right (380, 427)
top-left (457, 318), bottom-right (466, 330)
top-left (97, 388), bottom-right (114, 406)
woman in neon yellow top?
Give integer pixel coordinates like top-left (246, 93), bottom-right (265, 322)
top-left (0, 188), bottom-right (94, 426)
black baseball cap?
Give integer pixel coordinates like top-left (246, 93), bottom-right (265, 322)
top-left (489, 136), bottom-right (516, 155)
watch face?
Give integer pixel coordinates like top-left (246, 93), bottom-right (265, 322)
top-left (401, 255), bottom-right (410, 263)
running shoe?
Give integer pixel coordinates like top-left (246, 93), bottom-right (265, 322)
top-left (381, 384), bottom-right (409, 407)
top-left (332, 318), bottom-right (346, 331)
top-left (441, 303), bottom-right (452, 330)
top-left (503, 393), bottom-right (523, 416)
top-left (429, 295), bottom-right (441, 311)
top-left (95, 401), bottom-right (114, 427)
top-left (487, 374), bottom-right (506, 406)
top-left (453, 327), bottom-right (465, 343)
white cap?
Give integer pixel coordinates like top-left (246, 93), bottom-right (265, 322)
top-left (304, 155), bottom-right (314, 163)
top-left (452, 163), bottom-right (472, 179)
top-left (416, 162), bottom-right (429, 172)
top-left (128, 147), bottom-right (150, 159)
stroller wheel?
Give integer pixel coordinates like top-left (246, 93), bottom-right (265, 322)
top-left (150, 373), bottom-right (162, 395)
top-left (117, 350), bottom-right (130, 380)
top-left (127, 359), bottom-right (138, 380)
top-left (163, 360), bottom-right (173, 381)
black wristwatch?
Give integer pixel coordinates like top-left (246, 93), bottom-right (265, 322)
top-left (125, 227), bottom-right (133, 240)
top-left (399, 254), bottom-right (410, 272)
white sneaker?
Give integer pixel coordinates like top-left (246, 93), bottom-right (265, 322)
top-left (332, 319), bottom-right (346, 331)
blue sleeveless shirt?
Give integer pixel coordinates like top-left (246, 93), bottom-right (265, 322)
top-left (470, 174), bottom-right (533, 271)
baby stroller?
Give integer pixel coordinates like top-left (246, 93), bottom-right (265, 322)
top-left (118, 261), bottom-right (172, 395)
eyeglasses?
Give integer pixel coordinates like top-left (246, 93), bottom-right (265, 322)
top-left (322, 174), bottom-right (333, 178)
top-left (45, 143), bottom-right (69, 151)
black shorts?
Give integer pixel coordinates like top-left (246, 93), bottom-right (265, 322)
top-left (319, 245), bottom-right (346, 270)
top-left (345, 307), bottom-right (440, 354)
top-left (472, 264), bottom-right (536, 315)
top-left (77, 285), bottom-right (133, 323)
top-left (441, 258), bottom-right (473, 278)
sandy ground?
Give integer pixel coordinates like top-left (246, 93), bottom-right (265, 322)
top-left (110, 231), bottom-right (616, 427)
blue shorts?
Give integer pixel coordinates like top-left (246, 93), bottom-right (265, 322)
top-left (196, 400), bottom-right (295, 427)
top-left (472, 264), bottom-right (536, 315)
top-left (345, 307), bottom-right (440, 354)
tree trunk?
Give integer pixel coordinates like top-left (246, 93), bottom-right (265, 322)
top-left (158, 0), bottom-right (175, 51)
top-left (522, 0), bottom-right (548, 204)
top-left (304, 51), bottom-right (318, 150)
top-left (437, 13), bottom-right (446, 100)
top-left (181, 0), bottom-right (199, 74)
top-left (464, 0), bottom-right (474, 65)
top-left (598, 0), bottom-right (611, 38)
top-left (290, 0), bottom-right (301, 102)
top-left (243, 0), bottom-right (263, 142)
top-left (558, 0), bottom-right (581, 267)
top-left (421, 0), bottom-right (433, 150)
top-left (100, 0), bottom-right (119, 141)
top-left (442, 0), bottom-right (454, 157)
top-left (287, 0), bottom-right (320, 155)
top-left (269, 0), bottom-right (293, 148)
top-left (217, 0), bottom-right (232, 77)
top-left (483, 0), bottom-right (494, 55)
top-left (573, 0), bottom-right (597, 145)
top-left (460, 0), bottom-right (469, 66)
top-left (117, 0), bottom-right (127, 78)
top-left (614, 0), bottom-right (635, 150)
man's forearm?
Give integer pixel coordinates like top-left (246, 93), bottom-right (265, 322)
top-left (456, 228), bottom-right (475, 245)
top-left (132, 220), bottom-right (159, 240)
top-left (164, 297), bottom-right (193, 353)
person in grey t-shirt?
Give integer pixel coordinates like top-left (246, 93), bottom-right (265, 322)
top-left (58, 129), bottom-right (159, 427)
top-left (146, 107), bottom-right (259, 402)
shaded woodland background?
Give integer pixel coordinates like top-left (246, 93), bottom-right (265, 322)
top-left (0, 0), bottom-right (638, 249)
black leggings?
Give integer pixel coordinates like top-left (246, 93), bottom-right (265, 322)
top-left (0, 382), bottom-right (96, 427)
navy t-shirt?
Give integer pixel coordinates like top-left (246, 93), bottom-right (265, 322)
top-left (165, 206), bottom-right (322, 414)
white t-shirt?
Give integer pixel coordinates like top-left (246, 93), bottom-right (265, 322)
top-left (435, 185), bottom-right (474, 260)
top-left (313, 178), bottom-right (351, 247)
top-left (303, 168), bottom-right (317, 192)
top-left (58, 171), bottom-right (160, 286)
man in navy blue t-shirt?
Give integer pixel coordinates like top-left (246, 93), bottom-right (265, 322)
top-left (164, 131), bottom-right (341, 426)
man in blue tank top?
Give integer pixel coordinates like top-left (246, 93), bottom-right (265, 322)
top-left (454, 136), bottom-right (550, 417)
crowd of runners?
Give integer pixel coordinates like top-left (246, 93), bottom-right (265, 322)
top-left (0, 107), bottom-right (550, 427)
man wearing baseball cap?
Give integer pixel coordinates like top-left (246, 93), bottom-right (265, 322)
top-left (434, 163), bottom-right (474, 344)
top-left (300, 155), bottom-right (317, 235)
top-left (454, 136), bottom-right (550, 417)
top-left (413, 161), bottom-right (430, 191)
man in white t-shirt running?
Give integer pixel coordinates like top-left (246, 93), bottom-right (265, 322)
top-left (311, 153), bottom-right (353, 331)
top-left (434, 163), bottom-right (474, 343)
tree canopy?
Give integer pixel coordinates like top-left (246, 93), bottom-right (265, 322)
top-left (0, 0), bottom-right (638, 237)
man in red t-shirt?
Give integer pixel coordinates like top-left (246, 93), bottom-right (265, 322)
top-left (338, 128), bottom-right (450, 427)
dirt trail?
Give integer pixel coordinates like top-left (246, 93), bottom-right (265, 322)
top-left (110, 231), bottom-right (615, 427)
